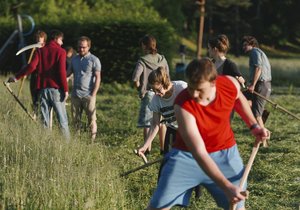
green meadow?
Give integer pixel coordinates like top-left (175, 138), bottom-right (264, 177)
top-left (0, 56), bottom-right (299, 209)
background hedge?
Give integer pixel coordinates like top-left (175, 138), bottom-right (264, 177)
top-left (0, 19), bottom-right (177, 83)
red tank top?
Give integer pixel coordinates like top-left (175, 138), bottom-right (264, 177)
top-left (173, 76), bottom-right (238, 153)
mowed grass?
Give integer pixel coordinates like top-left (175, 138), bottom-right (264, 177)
top-left (176, 37), bottom-right (300, 87)
top-left (0, 74), bottom-right (299, 209)
top-left (174, 55), bottom-right (300, 88)
top-left (232, 56), bottom-right (300, 87)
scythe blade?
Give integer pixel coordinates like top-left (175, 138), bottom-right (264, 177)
top-left (16, 42), bottom-right (42, 56)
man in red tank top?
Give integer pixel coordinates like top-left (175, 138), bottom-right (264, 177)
top-left (146, 58), bottom-right (270, 210)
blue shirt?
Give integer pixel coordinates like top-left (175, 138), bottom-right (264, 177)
top-left (70, 52), bottom-right (101, 97)
top-left (249, 47), bottom-right (272, 82)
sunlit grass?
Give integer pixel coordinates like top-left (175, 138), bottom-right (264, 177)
top-left (0, 75), bottom-right (299, 209)
top-left (0, 79), bottom-right (127, 209)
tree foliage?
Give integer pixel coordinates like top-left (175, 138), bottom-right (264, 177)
top-left (0, 0), bottom-right (160, 23)
top-left (151, 0), bottom-right (300, 51)
top-left (0, 1), bottom-right (176, 83)
top-left (0, 0), bottom-right (299, 60)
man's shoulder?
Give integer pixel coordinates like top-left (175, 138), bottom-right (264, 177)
top-left (72, 54), bottom-right (81, 60)
top-left (225, 58), bottom-right (236, 65)
top-left (87, 53), bottom-right (100, 61)
top-left (42, 44), bottom-right (65, 56)
top-left (217, 75), bottom-right (234, 85)
top-left (59, 47), bottom-right (66, 55)
top-left (217, 76), bottom-right (239, 97)
top-left (250, 47), bottom-right (262, 55)
top-left (173, 80), bottom-right (188, 88)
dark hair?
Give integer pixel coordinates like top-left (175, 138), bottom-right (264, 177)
top-left (78, 36), bottom-right (91, 48)
top-left (140, 34), bottom-right (157, 54)
top-left (208, 34), bottom-right (230, 54)
top-left (148, 66), bottom-right (171, 89)
top-left (50, 29), bottom-right (63, 40)
top-left (185, 58), bottom-right (217, 85)
top-left (242, 36), bottom-right (259, 47)
top-left (65, 46), bottom-right (75, 54)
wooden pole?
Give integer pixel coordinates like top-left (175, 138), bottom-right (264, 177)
top-left (120, 157), bottom-right (163, 177)
top-left (230, 142), bottom-right (261, 210)
top-left (17, 47), bottom-right (36, 97)
top-left (49, 108), bottom-right (53, 130)
top-left (253, 90), bottom-right (300, 121)
top-left (196, 0), bottom-right (205, 59)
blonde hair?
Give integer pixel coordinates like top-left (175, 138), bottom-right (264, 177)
top-left (148, 66), bottom-right (170, 89)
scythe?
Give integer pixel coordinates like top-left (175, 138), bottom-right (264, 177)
top-left (3, 82), bottom-right (36, 121)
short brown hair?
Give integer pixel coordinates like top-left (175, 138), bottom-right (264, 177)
top-left (78, 36), bottom-right (91, 48)
top-left (242, 36), bottom-right (259, 47)
top-left (50, 29), bottom-right (63, 40)
top-left (185, 58), bottom-right (217, 86)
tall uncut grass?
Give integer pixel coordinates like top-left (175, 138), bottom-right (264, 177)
top-left (0, 80), bottom-right (127, 209)
top-left (0, 73), bottom-right (299, 209)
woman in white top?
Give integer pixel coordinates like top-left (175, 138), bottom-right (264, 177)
top-left (138, 66), bottom-right (187, 156)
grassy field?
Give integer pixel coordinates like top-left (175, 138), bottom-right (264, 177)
top-left (0, 69), bottom-right (299, 210)
top-left (177, 37), bottom-right (300, 88)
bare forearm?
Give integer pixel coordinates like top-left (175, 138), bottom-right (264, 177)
top-left (143, 124), bottom-right (160, 148)
top-left (252, 67), bottom-right (261, 87)
top-left (92, 80), bottom-right (100, 96)
top-left (92, 72), bottom-right (101, 96)
top-left (133, 81), bottom-right (140, 89)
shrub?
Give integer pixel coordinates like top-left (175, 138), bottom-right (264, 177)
top-left (0, 18), bottom-right (177, 83)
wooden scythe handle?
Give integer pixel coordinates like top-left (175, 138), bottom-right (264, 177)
top-left (17, 47), bottom-right (36, 97)
top-left (230, 142), bottom-right (261, 210)
top-left (120, 157), bottom-right (163, 177)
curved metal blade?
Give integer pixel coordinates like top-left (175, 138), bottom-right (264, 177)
top-left (16, 42), bottom-right (42, 56)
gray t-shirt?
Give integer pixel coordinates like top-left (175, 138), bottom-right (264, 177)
top-left (249, 47), bottom-right (272, 83)
top-left (70, 52), bottom-right (101, 97)
top-left (148, 81), bottom-right (187, 129)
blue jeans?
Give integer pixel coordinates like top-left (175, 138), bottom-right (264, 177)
top-left (137, 91), bottom-right (154, 128)
top-left (39, 88), bottom-right (70, 140)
